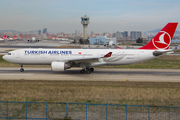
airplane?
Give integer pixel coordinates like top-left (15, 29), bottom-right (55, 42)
top-left (0, 38), bottom-right (5, 41)
top-left (2, 22), bottom-right (178, 74)
top-left (54, 36), bottom-right (69, 41)
top-left (51, 36), bottom-right (55, 40)
top-left (109, 40), bottom-right (114, 46)
top-left (107, 39), bottom-right (119, 48)
top-left (52, 36), bottom-right (71, 43)
top-left (9, 36), bottom-right (18, 40)
top-left (9, 36), bottom-right (22, 40)
top-left (27, 37), bottom-right (40, 42)
top-left (0, 35), bottom-right (8, 42)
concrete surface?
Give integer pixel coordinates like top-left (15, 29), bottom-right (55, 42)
top-left (0, 67), bottom-right (180, 82)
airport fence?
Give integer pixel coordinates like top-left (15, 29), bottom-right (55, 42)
top-left (0, 101), bottom-right (180, 120)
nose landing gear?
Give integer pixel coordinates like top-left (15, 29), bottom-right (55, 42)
top-left (20, 64), bottom-right (24, 72)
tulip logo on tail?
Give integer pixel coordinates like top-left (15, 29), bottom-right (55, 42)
top-left (152, 31), bottom-right (171, 49)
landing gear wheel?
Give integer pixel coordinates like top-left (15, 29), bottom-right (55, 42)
top-left (20, 64), bottom-right (24, 72)
top-left (86, 69), bottom-right (91, 74)
top-left (20, 68), bottom-right (24, 72)
top-left (90, 68), bottom-right (94, 72)
top-left (80, 69), bottom-right (85, 74)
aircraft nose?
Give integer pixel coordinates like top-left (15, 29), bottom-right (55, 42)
top-left (2, 55), bottom-right (7, 61)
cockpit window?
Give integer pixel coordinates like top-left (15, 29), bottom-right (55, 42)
top-left (7, 53), bottom-right (11, 55)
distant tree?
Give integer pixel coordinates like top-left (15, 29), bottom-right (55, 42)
top-left (79, 39), bottom-right (89, 44)
top-left (136, 37), bottom-right (143, 43)
top-left (79, 39), bottom-right (84, 44)
top-left (84, 39), bottom-right (90, 44)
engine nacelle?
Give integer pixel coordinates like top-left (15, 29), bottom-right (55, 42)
top-left (51, 62), bottom-right (71, 71)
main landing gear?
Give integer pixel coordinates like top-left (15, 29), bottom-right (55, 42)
top-left (20, 64), bottom-right (24, 72)
top-left (80, 68), bottom-right (94, 74)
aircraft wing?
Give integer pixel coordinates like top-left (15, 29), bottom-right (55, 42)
top-left (55, 52), bottom-right (112, 63)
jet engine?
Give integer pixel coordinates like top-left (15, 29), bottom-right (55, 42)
top-left (51, 62), bottom-right (71, 71)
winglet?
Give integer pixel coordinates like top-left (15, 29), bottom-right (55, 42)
top-left (103, 52), bottom-right (112, 57)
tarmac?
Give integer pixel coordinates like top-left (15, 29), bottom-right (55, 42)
top-left (0, 67), bottom-right (180, 82)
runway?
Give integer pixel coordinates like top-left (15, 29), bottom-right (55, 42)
top-left (0, 67), bottom-right (180, 82)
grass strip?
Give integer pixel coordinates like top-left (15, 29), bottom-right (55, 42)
top-left (0, 80), bottom-right (180, 106)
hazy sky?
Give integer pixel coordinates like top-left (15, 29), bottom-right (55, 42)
top-left (0, 0), bottom-right (180, 33)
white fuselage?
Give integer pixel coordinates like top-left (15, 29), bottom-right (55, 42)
top-left (3, 48), bottom-right (156, 67)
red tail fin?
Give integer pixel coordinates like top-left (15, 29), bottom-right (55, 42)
top-left (55, 36), bottom-right (58, 39)
top-left (2, 35), bottom-right (8, 39)
top-left (139, 22), bottom-right (178, 50)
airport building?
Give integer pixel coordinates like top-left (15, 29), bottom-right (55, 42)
top-left (89, 36), bottom-right (117, 45)
top-left (81, 15), bottom-right (90, 40)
